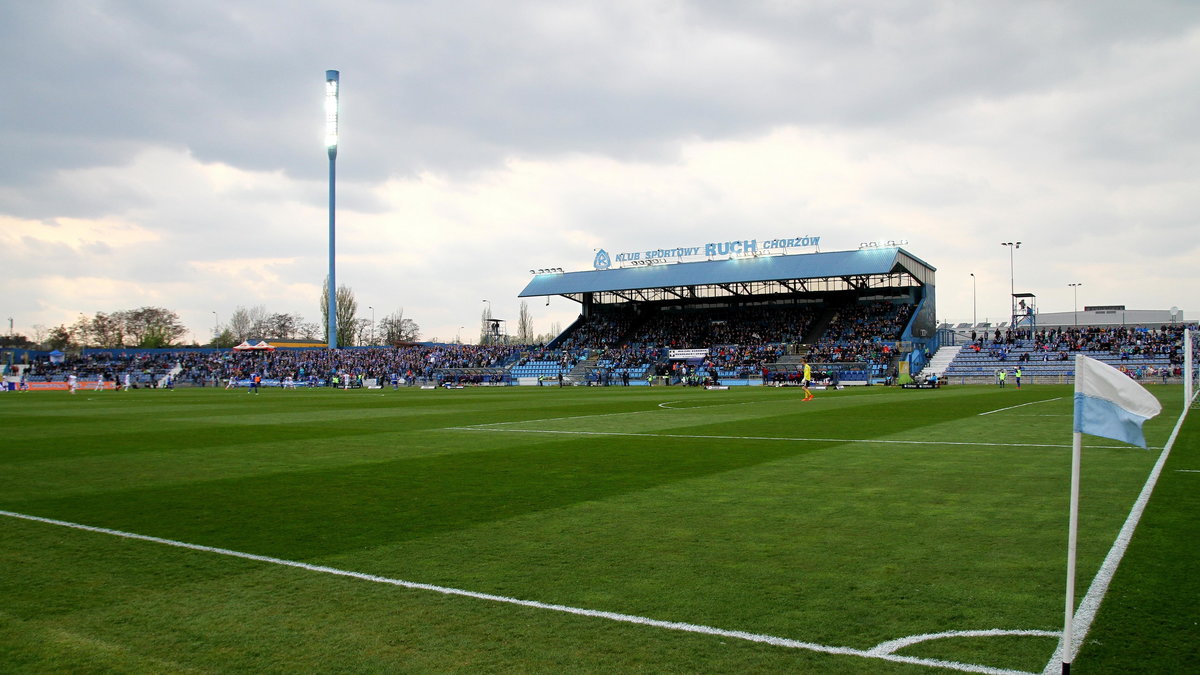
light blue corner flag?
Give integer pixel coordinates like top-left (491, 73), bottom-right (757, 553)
top-left (1073, 354), bottom-right (1163, 448)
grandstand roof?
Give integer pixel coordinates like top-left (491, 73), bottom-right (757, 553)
top-left (519, 247), bottom-right (935, 304)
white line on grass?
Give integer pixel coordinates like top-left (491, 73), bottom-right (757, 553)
top-left (445, 426), bottom-right (1144, 451)
top-left (489, 396), bottom-right (784, 420)
top-left (656, 399), bottom-right (771, 410)
top-left (0, 508), bottom-right (1038, 675)
top-left (1040, 397), bottom-right (1192, 675)
top-left (870, 629), bottom-right (1059, 656)
top-left (1175, 469), bottom-right (1200, 473)
top-left (978, 398), bottom-right (1063, 416)
top-left (467, 408), bottom-right (661, 427)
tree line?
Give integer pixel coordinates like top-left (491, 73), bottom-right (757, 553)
top-left (3, 286), bottom-right (567, 352)
top-left (2, 283), bottom-right (423, 351)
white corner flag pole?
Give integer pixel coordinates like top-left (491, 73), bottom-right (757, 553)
top-left (1060, 353), bottom-right (1167, 673)
top-left (1185, 328), bottom-right (1193, 406)
top-left (1062, 429), bottom-right (1082, 675)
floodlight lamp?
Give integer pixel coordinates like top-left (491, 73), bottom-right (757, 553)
top-left (325, 70), bottom-right (340, 156)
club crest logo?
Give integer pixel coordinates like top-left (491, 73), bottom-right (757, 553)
top-left (593, 249), bottom-right (611, 270)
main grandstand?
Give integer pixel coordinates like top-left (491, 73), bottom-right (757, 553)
top-left (514, 246), bottom-right (939, 386)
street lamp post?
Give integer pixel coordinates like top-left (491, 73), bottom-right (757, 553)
top-left (970, 273), bottom-right (976, 327)
top-left (212, 311), bottom-right (218, 340)
top-left (325, 69), bottom-right (340, 349)
top-left (368, 306), bottom-right (374, 345)
top-left (1069, 283), bottom-right (1082, 327)
top-left (1001, 242), bottom-right (1021, 326)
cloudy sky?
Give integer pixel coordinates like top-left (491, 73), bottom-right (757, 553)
top-left (2, 0), bottom-right (1197, 344)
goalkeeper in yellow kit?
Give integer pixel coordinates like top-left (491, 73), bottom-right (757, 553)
top-left (801, 360), bottom-right (815, 402)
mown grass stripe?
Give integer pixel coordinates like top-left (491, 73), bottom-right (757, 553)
top-left (446, 425), bottom-right (1144, 450)
top-left (0, 509), bottom-right (1038, 675)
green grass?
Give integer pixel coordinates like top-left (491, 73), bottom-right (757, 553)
top-left (0, 383), bottom-right (1194, 673)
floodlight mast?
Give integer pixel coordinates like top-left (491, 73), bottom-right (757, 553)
top-left (325, 70), bottom-right (339, 348)
top-left (1001, 241), bottom-right (1021, 329)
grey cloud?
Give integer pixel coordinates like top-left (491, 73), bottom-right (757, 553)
top-left (7, 0), bottom-right (1198, 190)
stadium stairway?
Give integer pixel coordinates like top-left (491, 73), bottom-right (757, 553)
top-left (801, 306), bottom-right (838, 345)
top-left (767, 353), bottom-right (807, 373)
top-left (568, 357), bottom-right (598, 383)
top-left (158, 363), bottom-right (183, 388)
top-left (923, 346), bottom-right (959, 378)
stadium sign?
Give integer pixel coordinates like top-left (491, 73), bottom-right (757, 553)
top-left (595, 235), bottom-right (821, 270)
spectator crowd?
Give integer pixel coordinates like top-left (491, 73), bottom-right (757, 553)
top-left (9, 298), bottom-right (954, 387)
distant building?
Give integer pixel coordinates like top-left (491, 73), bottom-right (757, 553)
top-left (941, 307), bottom-right (1185, 333)
top-left (1035, 306), bottom-right (1184, 329)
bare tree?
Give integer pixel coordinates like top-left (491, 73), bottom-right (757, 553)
top-left (297, 322), bottom-right (321, 341)
top-left (319, 279), bottom-right (359, 346)
top-left (517, 301), bottom-right (534, 344)
top-left (212, 329), bottom-right (238, 349)
top-left (398, 318), bottom-right (421, 342)
top-left (479, 305), bottom-right (494, 345)
top-left (378, 309), bottom-right (420, 345)
top-left (535, 321), bottom-right (563, 345)
top-left (354, 318), bottom-right (374, 345)
top-left (260, 312), bottom-right (303, 339)
top-left (79, 312), bottom-right (125, 347)
top-left (117, 307), bottom-right (187, 347)
top-left (46, 324), bottom-right (75, 351)
top-left (228, 305), bottom-right (267, 342)
top-left (69, 315), bottom-right (90, 346)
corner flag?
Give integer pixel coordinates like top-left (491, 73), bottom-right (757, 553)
top-left (1061, 354), bottom-right (1164, 674)
top-left (1072, 354), bottom-right (1162, 448)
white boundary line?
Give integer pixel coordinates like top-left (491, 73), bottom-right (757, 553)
top-left (468, 408), bottom-right (661, 427)
top-left (0, 508), bottom-right (1038, 675)
top-left (978, 398), bottom-right (1063, 416)
top-left (445, 426), bottom-right (1144, 451)
top-left (656, 398), bottom-right (769, 410)
top-left (870, 629), bottom-right (1059, 656)
top-left (1040, 395), bottom-right (1192, 674)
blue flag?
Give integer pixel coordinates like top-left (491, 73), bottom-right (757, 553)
top-left (1073, 355), bottom-right (1163, 448)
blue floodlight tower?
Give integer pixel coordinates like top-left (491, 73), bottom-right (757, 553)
top-left (325, 70), bottom-right (340, 348)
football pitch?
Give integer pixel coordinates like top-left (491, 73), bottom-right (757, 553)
top-left (1, 383), bottom-right (1196, 673)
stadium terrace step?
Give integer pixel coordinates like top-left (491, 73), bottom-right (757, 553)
top-left (923, 347), bottom-right (959, 377)
top-left (568, 358), bottom-right (599, 382)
